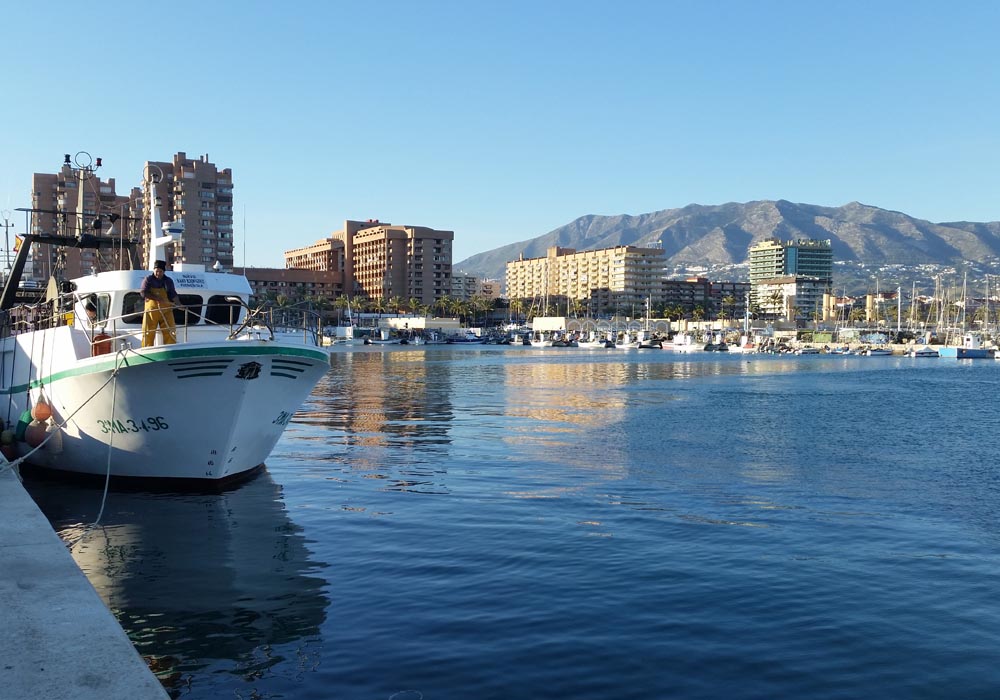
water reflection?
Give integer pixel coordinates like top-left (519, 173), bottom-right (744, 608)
top-left (23, 472), bottom-right (329, 693)
top-left (312, 351), bottom-right (454, 449)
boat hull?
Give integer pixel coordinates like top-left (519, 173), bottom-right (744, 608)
top-left (5, 341), bottom-right (329, 481)
top-left (938, 347), bottom-right (991, 358)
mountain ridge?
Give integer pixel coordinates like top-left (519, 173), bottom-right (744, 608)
top-left (455, 201), bottom-right (1000, 283)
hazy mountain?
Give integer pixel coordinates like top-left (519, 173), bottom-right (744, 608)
top-left (454, 200), bottom-right (1000, 283)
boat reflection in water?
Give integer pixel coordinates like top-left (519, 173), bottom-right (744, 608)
top-left (23, 471), bottom-right (329, 694)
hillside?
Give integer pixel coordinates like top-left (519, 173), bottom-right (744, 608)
top-left (454, 200), bottom-right (1000, 283)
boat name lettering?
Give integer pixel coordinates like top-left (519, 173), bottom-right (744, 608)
top-left (174, 274), bottom-right (206, 288)
top-left (97, 416), bottom-right (170, 434)
top-left (272, 411), bottom-right (292, 426)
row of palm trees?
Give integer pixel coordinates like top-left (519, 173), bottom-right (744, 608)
top-left (259, 291), bottom-right (500, 327)
top-left (259, 289), bottom-right (756, 326)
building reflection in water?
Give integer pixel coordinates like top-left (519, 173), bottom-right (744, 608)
top-left (23, 471), bottom-right (329, 692)
top-left (308, 351), bottom-right (454, 448)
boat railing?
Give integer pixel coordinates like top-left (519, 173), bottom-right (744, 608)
top-left (0, 293), bottom-right (325, 350)
top-left (259, 300), bottom-right (325, 345)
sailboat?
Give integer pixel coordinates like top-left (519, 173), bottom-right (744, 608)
top-left (0, 154), bottom-right (329, 485)
top-left (939, 274), bottom-right (991, 358)
top-left (329, 300), bottom-right (362, 344)
top-left (729, 292), bottom-right (756, 353)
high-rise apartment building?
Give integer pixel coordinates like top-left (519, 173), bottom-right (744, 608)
top-left (286, 219), bottom-right (453, 307)
top-left (748, 238), bottom-right (832, 286)
top-left (29, 160), bottom-right (133, 281)
top-left (506, 245), bottom-right (666, 314)
top-left (284, 238), bottom-right (344, 272)
top-left (141, 153), bottom-right (234, 270)
top-left (748, 238), bottom-right (833, 316)
top-left (452, 273), bottom-right (500, 301)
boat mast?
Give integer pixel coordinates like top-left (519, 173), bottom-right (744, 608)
top-left (896, 285), bottom-right (903, 341)
top-left (146, 169), bottom-right (181, 270)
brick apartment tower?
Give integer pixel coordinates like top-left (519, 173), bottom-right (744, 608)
top-left (141, 153), bottom-right (234, 270)
top-left (287, 220), bottom-right (454, 307)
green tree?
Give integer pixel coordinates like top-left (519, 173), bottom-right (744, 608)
top-left (509, 298), bottom-right (525, 322)
top-left (722, 295), bottom-right (736, 321)
top-left (435, 295), bottom-right (454, 317)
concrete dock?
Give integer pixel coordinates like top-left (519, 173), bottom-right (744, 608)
top-left (0, 468), bottom-right (168, 700)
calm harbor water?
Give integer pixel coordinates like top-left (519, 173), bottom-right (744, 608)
top-left (24, 347), bottom-right (1000, 699)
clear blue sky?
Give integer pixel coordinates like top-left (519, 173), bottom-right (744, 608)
top-left (2, 1), bottom-right (998, 268)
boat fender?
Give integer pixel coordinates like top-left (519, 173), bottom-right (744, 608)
top-left (14, 410), bottom-right (31, 442)
top-left (44, 421), bottom-right (63, 454)
top-left (0, 429), bottom-right (14, 445)
top-left (31, 398), bottom-right (52, 421)
top-left (25, 420), bottom-right (47, 448)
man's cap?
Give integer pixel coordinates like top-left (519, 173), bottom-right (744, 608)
top-left (154, 260), bottom-right (166, 270)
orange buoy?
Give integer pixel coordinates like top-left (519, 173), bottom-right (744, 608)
top-left (31, 399), bottom-right (52, 422)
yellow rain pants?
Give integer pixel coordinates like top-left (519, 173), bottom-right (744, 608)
top-left (142, 287), bottom-right (176, 347)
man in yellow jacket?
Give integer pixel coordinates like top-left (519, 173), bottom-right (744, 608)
top-left (140, 260), bottom-right (180, 347)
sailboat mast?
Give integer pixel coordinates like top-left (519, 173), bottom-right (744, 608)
top-left (896, 286), bottom-right (903, 339)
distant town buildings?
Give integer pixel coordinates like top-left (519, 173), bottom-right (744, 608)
top-left (506, 245), bottom-right (666, 315)
top-left (748, 238), bottom-right (833, 319)
top-left (284, 219), bottom-right (453, 307)
top-left (232, 267), bottom-right (342, 304)
top-left (503, 245), bottom-right (753, 319)
top-left (452, 273), bottom-right (500, 302)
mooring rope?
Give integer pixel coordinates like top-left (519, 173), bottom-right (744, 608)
top-left (0, 344), bottom-right (132, 477)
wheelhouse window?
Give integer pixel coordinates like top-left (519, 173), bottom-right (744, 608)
top-left (81, 293), bottom-right (111, 323)
top-left (122, 293), bottom-right (204, 325)
top-left (122, 292), bottom-right (144, 324)
top-left (174, 294), bottom-right (203, 326)
top-left (205, 295), bottom-right (242, 325)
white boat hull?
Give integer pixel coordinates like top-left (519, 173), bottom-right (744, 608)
top-left (5, 334), bottom-right (329, 483)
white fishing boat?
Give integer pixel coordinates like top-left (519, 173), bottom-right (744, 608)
top-left (671, 334), bottom-right (699, 353)
top-left (636, 331), bottom-right (663, 349)
top-left (577, 332), bottom-right (615, 349)
top-left (908, 346), bottom-right (940, 358)
top-left (363, 329), bottom-right (402, 345)
top-left (0, 157), bottom-right (329, 486)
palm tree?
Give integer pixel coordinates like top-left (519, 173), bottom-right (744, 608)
top-left (665, 304), bottom-right (684, 321)
top-left (468, 295), bottom-right (490, 326)
top-left (435, 295), bottom-right (454, 318)
top-left (509, 298), bottom-right (525, 323)
top-left (722, 295), bottom-right (736, 322)
top-left (332, 295), bottom-right (350, 324)
top-left (767, 290), bottom-right (785, 319)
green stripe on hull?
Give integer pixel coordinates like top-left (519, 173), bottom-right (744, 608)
top-left (2, 343), bottom-right (329, 396)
